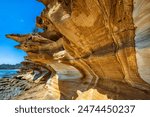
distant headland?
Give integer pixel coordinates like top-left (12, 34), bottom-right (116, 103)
top-left (0, 64), bottom-right (22, 69)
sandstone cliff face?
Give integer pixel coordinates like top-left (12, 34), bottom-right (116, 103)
top-left (133, 0), bottom-right (150, 84)
top-left (6, 0), bottom-right (150, 99)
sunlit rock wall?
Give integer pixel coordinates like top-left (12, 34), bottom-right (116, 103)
top-left (6, 0), bottom-right (150, 100)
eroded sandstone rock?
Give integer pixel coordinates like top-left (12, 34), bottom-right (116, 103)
top-left (5, 0), bottom-right (150, 100)
top-left (0, 78), bottom-right (34, 100)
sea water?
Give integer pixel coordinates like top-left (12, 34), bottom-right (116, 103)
top-left (0, 69), bottom-right (19, 79)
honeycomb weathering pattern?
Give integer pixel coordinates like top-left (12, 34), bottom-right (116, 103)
top-left (6, 0), bottom-right (150, 99)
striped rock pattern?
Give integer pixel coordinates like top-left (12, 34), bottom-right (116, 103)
top-left (6, 0), bottom-right (150, 99)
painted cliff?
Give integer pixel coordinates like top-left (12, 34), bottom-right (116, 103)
top-left (5, 0), bottom-right (150, 100)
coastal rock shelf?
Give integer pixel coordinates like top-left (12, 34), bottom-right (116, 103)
top-left (4, 0), bottom-right (150, 99)
top-left (0, 78), bottom-right (33, 100)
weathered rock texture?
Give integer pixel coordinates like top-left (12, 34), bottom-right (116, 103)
top-left (0, 78), bottom-right (33, 100)
top-left (133, 0), bottom-right (150, 84)
top-left (5, 0), bottom-right (150, 99)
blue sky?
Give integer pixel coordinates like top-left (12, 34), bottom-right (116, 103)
top-left (0, 0), bottom-right (44, 65)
